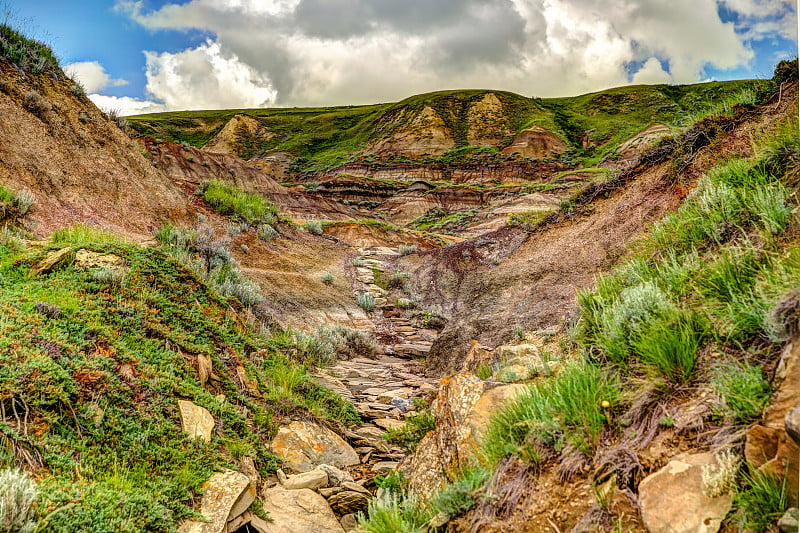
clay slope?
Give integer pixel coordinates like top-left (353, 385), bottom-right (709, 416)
top-left (141, 138), bottom-right (359, 221)
top-left (0, 63), bottom-right (193, 238)
top-left (407, 85), bottom-right (797, 374)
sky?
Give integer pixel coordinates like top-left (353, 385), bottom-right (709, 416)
top-left (5, 0), bottom-right (797, 115)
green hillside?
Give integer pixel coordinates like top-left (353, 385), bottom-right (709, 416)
top-left (127, 80), bottom-right (762, 171)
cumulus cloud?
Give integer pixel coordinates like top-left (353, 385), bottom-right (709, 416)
top-left (88, 94), bottom-right (165, 116)
top-left (64, 61), bottom-right (128, 93)
top-left (108, 0), bottom-right (789, 110)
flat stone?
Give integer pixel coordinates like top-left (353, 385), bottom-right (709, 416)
top-left (316, 464), bottom-right (353, 487)
top-left (282, 469), bottom-right (329, 490)
top-left (272, 421), bottom-right (359, 473)
top-left (340, 482), bottom-right (372, 496)
top-left (779, 507), bottom-right (799, 533)
top-left (178, 400), bottom-right (215, 443)
top-left (30, 247), bottom-right (72, 276)
top-left (371, 461), bottom-right (399, 474)
top-left (259, 487), bottom-right (345, 533)
top-left (179, 470), bottom-right (254, 533)
top-left (373, 418), bottom-right (405, 431)
top-left (328, 491), bottom-right (370, 515)
top-left (638, 453), bottom-right (733, 533)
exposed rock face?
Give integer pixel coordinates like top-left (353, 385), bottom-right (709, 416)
top-left (467, 93), bottom-right (514, 146)
top-left (501, 126), bottom-right (568, 159)
top-left (260, 487), bottom-right (345, 533)
top-left (405, 372), bottom-right (485, 497)
top-left (638, 453), bottom-right (733, 533)
top-left (29, 248), bottom-right (72, 276)
top-left (179, 470), bottom-right (255, 533)
top-left (327, 490), bottom-right (370, 514)
top-left (366, 106), bottom-right (456, 157)
top-left (203, 114), bottom-right (274, 156)
top-left (271, 421), bottom-right (359, 473)
top-left (0, 62), bottom-right (193, 238)
top-left (467, 384), bottom-right (528, 441)
top-left (745, 340), bottom-right (800, 505)
top-left (177, 400), bottom-right (215, 442)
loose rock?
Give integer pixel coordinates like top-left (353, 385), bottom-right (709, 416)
top-left (177, 400), bottom-right (215, 443)
top-left (272, 421), bottom-right (359, 473)
top-left (260, 487), bottom-right (345, 533)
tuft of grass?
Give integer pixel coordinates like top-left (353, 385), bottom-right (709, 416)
top-left (257, 224), bottom-right (278, 242)
top-left (710, 358), bottom-right (771, 424)
top-left (358, 493), bottom-right (433, 533)
top-left (734, 467), bottom-right (788, 531)
top-left (398, 243), bottom-right (418, 256)
top-left (0, 22), bottom-right (61, 74)
top-left (51, 225), bottom-right (128, 247)
top-left (199, 181), bottom-right (277, 226)
top-left (303, 221), bottom-right (323, 235)
top-left (321, 272), bottom-right (335, 285)
top-left (481, 360), bottom-right (621, 461)
top-left (384, 403), bottom-right (435, 453)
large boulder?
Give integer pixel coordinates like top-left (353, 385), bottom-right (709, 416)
top-left (272, 421), bottom-right (359, 473)
top-left (178, 400), bottom-right (215, 443)
top-left (259, 487), bottom-right (345, 533)
top-left (405, 372), bottom-right (485, 497)
top-left (638, 453), bottom-right (733, 533)
top-left (467, 384), bottom-right (528, 441)
top-left (179, 470), bottom-right (255, 533)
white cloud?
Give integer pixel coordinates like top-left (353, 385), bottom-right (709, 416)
top-left (108, 0), bottom-right (784, 109)
top-left (65, 61), bottom-right (128, 93)
top-left (632, 58), bottom-right (673, 85)
top-left (143, 40), bottom-right (278, 110)
top-left (88, 94), bottom-right (165, 116)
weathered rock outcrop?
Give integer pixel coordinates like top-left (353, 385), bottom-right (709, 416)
top-left (260, 487), bottom-right (345, 533)
top-left (271, 421), bottom-right (360, 473)
top-left (177, 400), bottom-right (215, 443)
top-left (179, 470), bottom-right (255, 533)
top-left (637, 453), bottom-right (733, 533)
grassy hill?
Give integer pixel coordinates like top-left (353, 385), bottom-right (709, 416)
top-left (127, 80), bottom-right (762, 172)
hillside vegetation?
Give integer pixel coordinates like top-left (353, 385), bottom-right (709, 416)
top-left (128, 81), bottom-right (760, 172)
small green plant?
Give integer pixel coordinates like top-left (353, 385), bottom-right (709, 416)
top-left (51, 224), bottom-right (128, 246)
top-left (375, 470), bottom-right (405, 494)
top-left (474, 364), bottom-right (493, 380)
top-left (321, 272), bottom-right (335, 285)
top-left (78, 113), bottom-right (89, 123)
top-left (71, 81), bottom-right (86, 98)
top-left (187, 156), bottom-right (196, 163)
top-left (658, 415), bottom-right (674, 427)
top-left (357, 293), bottom-right (376, 312)
top-left (23, 91), bottom-right (50, 118)
top-left (358, 493), bottom-right (432, 533)
top-left (257, 224), bottom-right (278, 242)
top-left (388, 270), bottom-right (408, 289)
top-left (512, 325), bottom-right (525, 342)
top-left (351, 257), bottom-right (366, 267)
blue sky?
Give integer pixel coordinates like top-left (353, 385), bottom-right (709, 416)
top-left (6, 1), bottom-right (797, 114)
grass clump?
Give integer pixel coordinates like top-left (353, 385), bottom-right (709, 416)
top-left (51, 224), bottom-right (127, 247)
top-left (733, 467), bottom-right (788, 531)
top-left (293, 325), bottom-right (376, 366)
top-left (199, 180), bottom-right (277, 226)
top-left (0, 186), bottom-right (34, 219)
top-left (710, 359), bottom-right (771, 424)
top-left (0, 22), bottom-right (61, 75)
top-left (358, 493), bottom-right (433, 533)
top-left (321, 272), bottom-right (335, 285)
top-left (482, 360), bottom-right (621, 461)
top-left (384, 403), bottom-right (435, 453)
top-left (303, 221), bottom-right (323, 235)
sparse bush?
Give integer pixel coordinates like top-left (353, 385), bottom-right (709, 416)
top-left (0, 187), bottom-right (35, 219)
top-left (79, 113), bottom-right (89, 123)
top-left (395, 297), bottom-right (415, 309)
top-left (358, 493), bottom-right (433, 533)
top-left (398, 244), bottom-right (417, 256)
top-left (71, 81), bottom-right (86, 98)
top-left (351, 257), bottom-right (366, 267)
top-left (321, 272), bottom-right (335, 285)
top-left (0, 468), bottom-right (38, 533)
top-left (357, 293), bottom-right (376, 312)
top-left (303, 221), bottom-right (323, 235)
top-left (91, 267), bottom-right (128, 288)
top-left (388, 270), bottom-right (408, 289)
top-left (23, 91), bottom-right (50, 118)
top-left (257, 224), bottom-right (278, 242)
top-left (384, 403), bottom-right (435, 453)
top-left (375, 470), bottom-right (405, 494)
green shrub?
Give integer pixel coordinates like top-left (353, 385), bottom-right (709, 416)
top-left (375, 470), bottom-right (405, 494)
top-left (398, 244), bottom-right (417, 256)
top-left (351, 257), bottom-right (366, 267)
top-left (321, 272), bottom-right (335, 285)
top-left (257, 224), bottom-right (278, 242)
top-left (200, 181), bottom-right (277, 225)
top-left (711, 359), bottom-right (771, 424)
top-left (430, 466), bottom-right (489, 518)
top-left (0, 23), bottom-right (61, 74)
top-left (0, 468), bottom-right (38, 533)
